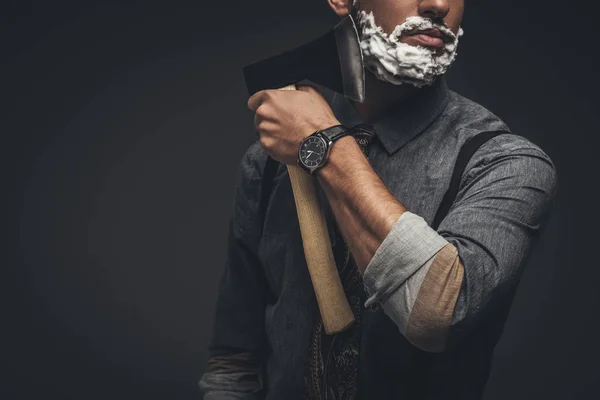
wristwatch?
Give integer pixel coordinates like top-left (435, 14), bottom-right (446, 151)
top-left (297, 124), bottom-right (350, 175)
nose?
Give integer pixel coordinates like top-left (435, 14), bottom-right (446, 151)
top-left (418, 0), bottom-right (450, 20)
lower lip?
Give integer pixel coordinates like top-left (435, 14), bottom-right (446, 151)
top-left (402, 34), bottom-right (445, 49)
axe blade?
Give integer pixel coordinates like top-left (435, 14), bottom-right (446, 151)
top-left (243, 16), bottom-right (365, 103)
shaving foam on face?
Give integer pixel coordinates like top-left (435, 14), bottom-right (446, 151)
top-left (355, 10), bottom-right (464, 87)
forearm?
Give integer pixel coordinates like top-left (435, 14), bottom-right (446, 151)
top-left (316, 135), bottom-right (406, 273)
top-left (199, 143), bottom-right (271, 397)
top-left (315, 135), bottom-right (461, 352)
top-left (314, 134), bottom-right (557, 354)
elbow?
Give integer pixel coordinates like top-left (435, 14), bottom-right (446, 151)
top-left (377, 278), bottom-right (456, 353)
top-left (378, 291), bottom-right (453, 353)
top-left (199, 372), bottom-right (264, 399)
top-left (366, 240), bottom-right (465, 353)
top-left (404, 314), bottom-right (451, 353)
top-left (403, 243), bottom-right (464, 353)
top-left (199, 353), bottom-right (264, 398)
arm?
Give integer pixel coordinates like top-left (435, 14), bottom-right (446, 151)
top-left (245, 84), bottom-right (557, 353)
top-left (199, 143), bottom-right (270, 399)
top-left (316, 135), bottom-right (407, 271)
top-left (317, 133), bottom-right (557, 352)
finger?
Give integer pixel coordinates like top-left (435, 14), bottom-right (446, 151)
top-left (247, 91), bottom-right (264, 112)
top-left (253, 110), bottom-right (262, 131)
top-left (258, 120), bottom-right (276, 135)
top-left (259, 135), bottom-right (275, 152)
top-left (247, 89), bottom-right (276, 111)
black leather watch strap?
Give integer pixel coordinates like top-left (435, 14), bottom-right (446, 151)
top-left (319, 124), bottom-right (349, 142)
top-left (297, 124), bottom-right (349, 175)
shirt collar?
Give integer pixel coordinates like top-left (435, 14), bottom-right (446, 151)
top-left (327, 76), bottom-right (450, 155)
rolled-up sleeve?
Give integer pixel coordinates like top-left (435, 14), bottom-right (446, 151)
top-left (363, 137), bottom-right (557, 353)
top-left (199, 142), bottom-right (270, 399)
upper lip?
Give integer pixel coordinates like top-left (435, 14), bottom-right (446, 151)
top-left (405, 28), bottom-right (451, 42)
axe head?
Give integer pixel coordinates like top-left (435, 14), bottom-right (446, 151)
top-left (243, 16), bottom-right (365, 103)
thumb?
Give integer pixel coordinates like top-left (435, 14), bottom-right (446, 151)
top-left (296, 84), bottom-right (322, 95)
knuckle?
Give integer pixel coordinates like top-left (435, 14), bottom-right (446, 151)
top-left (255, 104), bottom-right (268, 117)
top-left (259, 136), bottom-right (270, 149)
top-left (257, 121), bottom-right (269, 132)
top-left (247, 94), bottom-right (258, 110)
top-left (263, 90), bottom-right (274, 100)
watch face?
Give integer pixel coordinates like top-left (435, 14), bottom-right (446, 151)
top-left (299, 135), bottom-right (327, 168)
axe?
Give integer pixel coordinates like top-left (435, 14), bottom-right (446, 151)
top-left (243, 16), bottom-right (365, 334)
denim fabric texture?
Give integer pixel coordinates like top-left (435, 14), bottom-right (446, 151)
top-left (199, 77), bottom-right (558, 399)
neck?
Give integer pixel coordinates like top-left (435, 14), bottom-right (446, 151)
top-left (352, 72), bottom-right (422, 121)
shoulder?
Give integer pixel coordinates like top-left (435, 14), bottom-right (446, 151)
top-left (231, 141), bottom-right (269, 234)
top-left (464, 135), bottom-right (557, 207)
top-left (468, 133), bottom-right (557, 193)
top-left (235, 140), bottom-right (278, 207)
top-left (442, 90), bottom-right (511, 135)
top-left (443, 91), bottom-right (557, 197)
top-left (237, 140), bottom-right (269, 184)
top-left (444, 90), bottom-right (555, 169)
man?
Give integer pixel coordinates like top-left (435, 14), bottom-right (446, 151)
top-left (199, 0), bottom-right (557, 399)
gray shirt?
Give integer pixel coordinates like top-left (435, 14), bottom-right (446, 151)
top-left (199, 77), bottom-right (557, 399)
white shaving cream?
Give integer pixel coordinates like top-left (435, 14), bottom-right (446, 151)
top-left (355, 9), bottom-right (464, 87)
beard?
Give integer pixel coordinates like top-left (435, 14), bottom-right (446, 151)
top-left (352, 6), bottom-right (463, 87)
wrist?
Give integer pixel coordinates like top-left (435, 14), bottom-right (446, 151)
top-left (315, 135), bottom-right (367, 181)
top-left (297, 123), bottom-right (350, 175)
top-left (312, 118), bottom-right (342, 133)
top-left (300, 119), bottom-right (342, 142)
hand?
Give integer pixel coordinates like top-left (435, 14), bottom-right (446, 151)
top-left (247, 85), bottom-right (341, 165)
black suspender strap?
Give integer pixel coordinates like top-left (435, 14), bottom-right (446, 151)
top-left (431, 130), bottom-right (509, 230)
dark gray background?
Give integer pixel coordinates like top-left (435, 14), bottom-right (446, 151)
top-left (4, 0), bottom-right (599, 399)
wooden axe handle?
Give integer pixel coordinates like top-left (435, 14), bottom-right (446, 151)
top-left (278, 84), bottom-right (355, 335)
